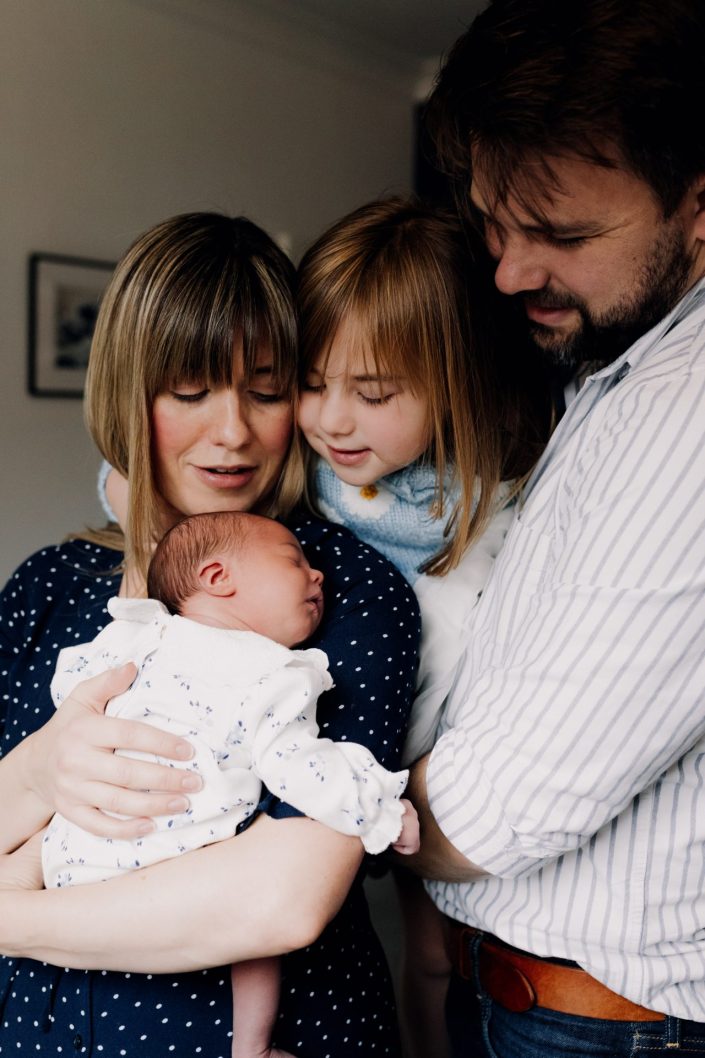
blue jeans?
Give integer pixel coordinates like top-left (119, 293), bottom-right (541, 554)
top-left (446, 932), bottom-right (705, 1057)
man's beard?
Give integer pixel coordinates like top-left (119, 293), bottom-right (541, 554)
top-left (521, 224), bottom-right (694, 369)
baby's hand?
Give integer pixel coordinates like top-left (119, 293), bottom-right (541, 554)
top-left (392, 798), bottom-right (421, 856)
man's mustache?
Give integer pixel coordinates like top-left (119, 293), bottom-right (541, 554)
top-left (521, 289), bottom-right (583, 312)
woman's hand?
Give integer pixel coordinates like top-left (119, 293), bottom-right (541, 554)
top-left (0, 832), bottom-right (44, 891)
top-left (25, 663), bottom-right (201, 840)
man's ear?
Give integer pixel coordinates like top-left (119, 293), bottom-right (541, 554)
top-left (690, 173), bottom-right (705, 241)
top-left (197, 559), bottom-right (237, 597)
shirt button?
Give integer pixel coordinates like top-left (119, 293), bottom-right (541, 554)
top-left (73, 1033), bottom-right (83, 1050)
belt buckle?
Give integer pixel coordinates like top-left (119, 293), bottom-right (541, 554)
top-left (479, 944), bottom-right (537, 1013)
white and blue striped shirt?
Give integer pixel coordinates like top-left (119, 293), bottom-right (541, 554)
top-left (426, 278), bottom-right (705, 1019)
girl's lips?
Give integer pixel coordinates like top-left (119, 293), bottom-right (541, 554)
top-left (326, 446), bottom-right (370, 467)
top-left (194, 465), bottom-right (256, 489)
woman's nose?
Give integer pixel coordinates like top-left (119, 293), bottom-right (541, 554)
top-left (210, 390), bottom-right (252, 449)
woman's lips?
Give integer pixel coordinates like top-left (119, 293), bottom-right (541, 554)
top-left (194, 465), bottom-right (256, 489)
top-left (326, 446), bottom-right (369, 467)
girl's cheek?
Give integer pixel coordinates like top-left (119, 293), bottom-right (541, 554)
top-left (296, 396), bottom-right (318, 437)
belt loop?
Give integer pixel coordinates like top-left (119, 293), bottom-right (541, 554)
top-left (459, 927), bottom-right (484, 988)
top-left (664, 1016), bottom-right (680, 1048)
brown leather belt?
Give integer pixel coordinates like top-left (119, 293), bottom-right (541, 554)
top-left (445, 919), bottom-right (664, 1022)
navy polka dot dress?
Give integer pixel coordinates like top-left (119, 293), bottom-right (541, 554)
top-left (0, 513), bottom-right (420, 1057)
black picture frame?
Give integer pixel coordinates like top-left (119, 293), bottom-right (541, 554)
top-left (28, 252), bottom-right (115, 398)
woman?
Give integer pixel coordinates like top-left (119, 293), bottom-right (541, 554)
top-left (0, 213), bottom-right (420, 1056)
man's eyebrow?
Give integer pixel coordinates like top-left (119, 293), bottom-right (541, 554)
top-left (471, 199), bottom-right (602, 237)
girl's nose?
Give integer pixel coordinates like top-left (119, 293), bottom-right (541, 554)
top-left (310, 566), bottom-right (324, 587)
top-left (318, 393), bottom-right (354, 436)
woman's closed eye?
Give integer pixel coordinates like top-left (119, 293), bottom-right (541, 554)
top-left (249, 388), bottom-right (286, 404)
top-left (169, 387), bottom-right (209, 403)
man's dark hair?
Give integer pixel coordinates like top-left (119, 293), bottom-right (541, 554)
top-left (426, 0), bottom-right (705, 218)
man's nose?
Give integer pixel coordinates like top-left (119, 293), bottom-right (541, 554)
top-left (492, 235), bottom-right (550, 296)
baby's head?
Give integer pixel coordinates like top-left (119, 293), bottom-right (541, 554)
top-left (148, 511), bottom-right (324, 648)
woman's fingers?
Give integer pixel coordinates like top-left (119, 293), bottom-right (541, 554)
top-left (75, 763), bottom-right (200, 817)
top-left (26, 664), bottom-right (199, 833)
top-left (57, 715), bottom-right (193, 765)
top-left (60, 662), bottom-right (138, 715)
top-left (65, 796), bottom-right (190, 840)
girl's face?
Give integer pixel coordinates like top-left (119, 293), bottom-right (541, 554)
top-left (298, 318), bottom-right (430, 487)
top-left (152, 341), bottom-right (293, 528)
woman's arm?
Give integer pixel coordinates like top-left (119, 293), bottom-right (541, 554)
top-left (0, 813), bottom-right (364, 971)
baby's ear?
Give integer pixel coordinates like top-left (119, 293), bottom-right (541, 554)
top-left (197, 559), bottom-right (236, 597)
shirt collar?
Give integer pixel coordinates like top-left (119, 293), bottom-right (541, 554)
top-left (583, 275), bottom-right (705, 385)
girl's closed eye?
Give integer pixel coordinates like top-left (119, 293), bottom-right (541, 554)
top-left (358, 390), bottom-right (396, 406)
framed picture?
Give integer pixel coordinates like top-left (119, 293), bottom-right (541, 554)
top-left (28, 252), bottom-right (115, 398)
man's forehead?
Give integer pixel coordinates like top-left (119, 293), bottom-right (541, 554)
top-left (468, 144), bottom-right (640, 220)
top-left (471, 157), bottom-right (578, 224)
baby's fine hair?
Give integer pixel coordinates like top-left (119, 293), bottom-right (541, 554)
top-left (297, 195), bottom-right (548, 574)
top-left (147, 510), bottom-right (264, 614)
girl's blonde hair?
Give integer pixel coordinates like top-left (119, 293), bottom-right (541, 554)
top-left (82, 212), bottom-right (302, 583)
top-left (296, 196), bottom-right (549, 575)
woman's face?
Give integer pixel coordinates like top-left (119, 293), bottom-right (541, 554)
top-left (151, 341), bottom-right (293, 527)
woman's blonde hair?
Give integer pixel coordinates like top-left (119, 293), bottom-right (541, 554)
top-left (296, 196), bottom-right (550, 575)
top-left (83, 212), bottom-right (301, 582)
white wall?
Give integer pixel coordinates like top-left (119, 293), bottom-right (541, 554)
top-left (0, 0), bottom-right (415, 582)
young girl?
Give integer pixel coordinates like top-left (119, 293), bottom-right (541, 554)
top-left (295, 196), bottom-right (550, 1058)
top-left (297, 196), bottom-right (548, 764)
